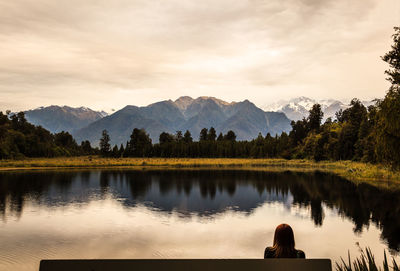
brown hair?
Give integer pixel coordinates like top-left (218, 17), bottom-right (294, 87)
top-left (271, 223), bottom-right (296, 258)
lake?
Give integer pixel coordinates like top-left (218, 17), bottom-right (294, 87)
top-left (0, 169), bottom-right (399, 271)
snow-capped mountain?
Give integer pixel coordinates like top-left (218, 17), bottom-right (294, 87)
top-left (263, 97), bottom-right (353, 121)
top-left (25, 106), bottom-right (108, 134)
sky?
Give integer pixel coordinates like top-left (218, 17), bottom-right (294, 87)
top-left (1, 0), bottom-right (399, 112)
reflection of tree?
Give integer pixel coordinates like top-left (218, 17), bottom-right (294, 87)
top-left (1, 170), bottom-right (400, 251)
top-left (125, 171), bottom-right (152, 199)
top-left (310, 199), bottom-right (324, 226)
top-left (100, 171), bottom-right (110, 195)
top-left (0, 171), bottom-right (77, 218)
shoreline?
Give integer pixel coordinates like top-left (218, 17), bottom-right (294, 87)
top-left (1, 157), bottom-right (399, 187)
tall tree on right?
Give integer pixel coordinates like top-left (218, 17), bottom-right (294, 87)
top-left (377, 27), bottom-right (400, 168)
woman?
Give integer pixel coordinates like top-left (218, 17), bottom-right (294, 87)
top-left (264, 223), bottom-right (305, 258)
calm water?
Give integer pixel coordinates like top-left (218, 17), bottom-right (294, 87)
top-left (1, 169), bottom-right (400, 270)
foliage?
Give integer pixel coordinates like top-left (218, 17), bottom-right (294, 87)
top-left (125, 128), bottom-right (152, 157)
top-left (376, 27), bottom-right (400, 168)
top-left (0, 111), bottom-right (94, 159)
top-left (336, 248), bottom-right (399, 271)
top-left (99, 129), bottom-right (111, 157)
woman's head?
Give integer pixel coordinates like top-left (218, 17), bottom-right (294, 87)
top-left (272, 223), bottom-right (296, 257)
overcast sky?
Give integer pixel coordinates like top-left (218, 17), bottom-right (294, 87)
top-left (1, 0), bottom-right (399, 112)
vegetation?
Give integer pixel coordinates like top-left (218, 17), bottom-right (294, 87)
top-left (1, 157), bottom-right (400, 185)
top-left (0, 111), bottom-right (95, 159)
top-left (336, 248), bottom-right (399, 271)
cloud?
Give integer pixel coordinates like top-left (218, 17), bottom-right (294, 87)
top-left (0, 0), bottom-right (398, 111)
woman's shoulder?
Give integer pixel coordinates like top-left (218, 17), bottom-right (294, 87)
top-left (264, 247), bottom-right (275, 258)
top-left (295, 249), bottom-right (306, 258)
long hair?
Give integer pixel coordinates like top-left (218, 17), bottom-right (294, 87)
top-left (271, 224), bottom-right (296, 258)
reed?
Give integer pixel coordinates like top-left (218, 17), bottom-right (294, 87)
top-left (336, 248), bottom-right (399, 271)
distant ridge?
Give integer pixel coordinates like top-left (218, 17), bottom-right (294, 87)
top-left (263, 97), bottom-right (376, 121)
top-left (25, 105), bottom-right (107, 134)
top-left (73, 96), bottom-right (292, 146)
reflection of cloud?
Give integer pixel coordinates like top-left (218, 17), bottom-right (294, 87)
top-left (0, 0), bottom-right (398, 111)
top-left (0, 199), bottom-right (391, 271)
top-left (2, 169), bottom-right (400, 254)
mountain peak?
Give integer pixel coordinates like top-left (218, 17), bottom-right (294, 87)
top-left (174, 96), bottom-right (194, 111)
top-left (196, 96), bottom-right (236, 107)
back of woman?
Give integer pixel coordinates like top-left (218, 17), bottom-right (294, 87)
top-left (264, 224), bottom-right (305, 259)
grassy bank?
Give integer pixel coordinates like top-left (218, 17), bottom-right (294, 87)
top-left (1, 157), bottom-right (399, 185)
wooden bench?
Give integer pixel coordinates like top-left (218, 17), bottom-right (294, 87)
top-left (39, 259), bottom-right (332, 271)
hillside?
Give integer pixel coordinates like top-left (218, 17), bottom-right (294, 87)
top-left (25, 106), bottom-right (107, 134)
top-left (74, 97), bottom-right (292, 146)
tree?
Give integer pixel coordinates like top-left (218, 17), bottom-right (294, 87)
top-left (55, 131), bottom-right (78, 149)
top-left (159, 132), bottom-right (174, 144)
top-left (376, 27), bottom-right (400, 168)
top-left (308, 104), bottom-right (323, 132)
top-left (175, 131), bottom-right (183, 142)
top-left (289, 119), bottom-right (308, 146)
top-left (224, 130), bottom-right (236, 141)
top-left (199, 128), bottom-right (208, 141)
top-left (112, 145), bottom-right (119, 157)
top-left (80, 140), bottom-right (93, 155)
top-left (250, 132), bottom-right (265, 158)
top-left (127, 128), bottom-right (152, 157)
top-left (382, 27), bottom-right (400, 86)
top-left (207, 127), bottom-right (217, 141)
top-left (183, 130), bottom-right (193, 143)
top-left (119, 144), bottom-right (125, 157)
top-left (99, 130), bottom-right (111, 157)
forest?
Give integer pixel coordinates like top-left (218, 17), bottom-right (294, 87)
top-left (1, 27), bottom-right (399, 169)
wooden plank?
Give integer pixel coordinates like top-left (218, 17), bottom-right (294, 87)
top-left (40, 259), bottom-right (332, 271)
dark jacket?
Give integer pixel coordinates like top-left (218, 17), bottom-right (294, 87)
top-left (264, 247), bottom-right (305, 258)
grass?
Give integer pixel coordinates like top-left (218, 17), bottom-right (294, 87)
top-left (0, 157), bottom-right (400, 186)
top-left (336, 247), bottom-right (399, 271)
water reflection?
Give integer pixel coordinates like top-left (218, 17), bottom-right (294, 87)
top-left (1, 170), bottom-right (400, 252)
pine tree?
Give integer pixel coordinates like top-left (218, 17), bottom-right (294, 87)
top-left (128, 128), bottom-right (152, 157)
top-left (308, 104), bottom-right (323, 132)
top-left (208, 127), bottom-right (217, 141)
top-left (224, 130), bottom-right (236, 141)
top-left (119, 144), bottom-right (125, 157)
top-left (112, 145), bottom-right (119, 158)
top-left (183, 130), bottom-right (193, 143)
top-left (99, 130), bottom-right (111, 157)
top-left (175, 131), bottom-right (183, 142)
top-left (377, 27), bottom-right (400, 168)
top-left (199, 128), bottom-right (208, 141)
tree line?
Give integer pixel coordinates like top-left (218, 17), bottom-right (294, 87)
top-left (0, 111), bottom-right (95, 159)
top-left (1, 27), bottom-right (400, 168)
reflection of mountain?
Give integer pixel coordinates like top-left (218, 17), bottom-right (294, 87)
top-left (1, 170), bottom-right (400, 250)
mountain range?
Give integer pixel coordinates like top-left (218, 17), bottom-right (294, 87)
top-left (262, 96), bottom-right (376, 121)
top-left (73, 96), bottom-right (292, 146)
top-left (25, 96), bottom-right (375, 147)
top-left (25, 106), bottom-right (108, 133)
